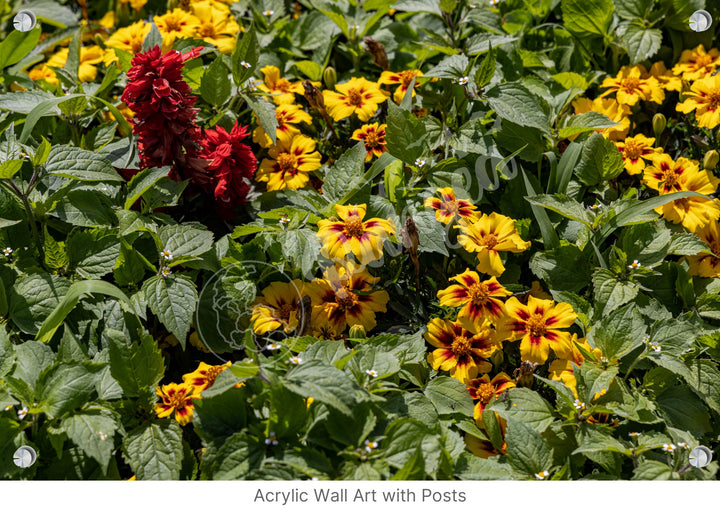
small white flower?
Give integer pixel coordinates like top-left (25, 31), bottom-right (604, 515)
top-left (414, 158), bottom-right (426, 167)
top-left (489, 0), bottom-right (499, 5)
top-left (628, 432), bottom-right (642, 438)
top-left (534, 470), bottom-right (549, 480)
top-left (600, 356), bottom-right (608, 363)
top-left (288, 356), bottom-right (303, 365)
top-left (247, 78), bottom-right (258, 91)
top-left (573, 399), bottom-right (586, 411)
top-left (364, 439), bottom-right (378, 452)
top-left (469, 3), bottom-right (477, 7)
top-left (662, 443), bottom-right (676, 453)
top-left (160, 266), bottom-right (172, 277)
top-left (311, 477), bottom-right (319, 481)
top-left (267, 343), bottom-right (282, 351)
top-left (651, 343), bottom-right (661, 353)
top-left (263, 9), bottom-right (274, 16)
top-left (17, 406), bottom-right (28, 420)
top-left (111, 205), bottom-right (121, 210)
top-left (365, 369), bottom-right (378, 378)
top-left (279, 216), bottom-right (290, 224)
top-left (628, 259), bottom-right (641, 269)
top-left (240, 60), bottom-right (251, 69)
top-left (4, 404), bottom-right (12, 411)
top-left (457, 76), bottom-right (469, 85)
top-left (160, 249), bottom-right (173, 261)
top-left (265, 431), bottom-right (279, 445)
top-left (98, 431), bottom-right (108, 441)
top-left (2, 247), bottom-right (12, 257)
top-left (588, 203), bottom-right (600, 210)
top-left (677, 442), bottom-right (689, 449)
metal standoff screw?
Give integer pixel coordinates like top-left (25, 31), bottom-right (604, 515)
top-left (689, 10), bottom-right (712, 32)
top-left (689, 446), bottom-right (713, 468)
top-left (13, 446), bottom-right (37, 468)
top-left (13, 10), bottom-right (37, 32)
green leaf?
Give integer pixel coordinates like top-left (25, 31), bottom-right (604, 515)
top-left (201, 56), bottom-right (231, 106)
top-left (49, 190), bottom-right (114, 227)
top-left (0, 26), bottom-right (41, 70)
top-left (242, 94), bottom-right (277, 145)
top-left (424, 54), bottom-right (469, 79)
top-left (322, 143), bottom-right (367, 204)
top-left (0, 159), bottom-right (24, 179)
top-left (212, 433), bottom-right (264, 480)
top-left (575, 133), bottom-right (624, 186)
top-left (592, 268), bottom-right (639, 315)
top-left (336, 152), bottom-right (397, 207)
top-left (529, 242), bottom-right (590, 292)
top-left (574, 425), bottom-right (627, 455)
top-left (667, 232), bottom-right (709, 256)
top-left (522, 168), bottom-right (560, 249)
top-left (124, 166), bottom-right (172, 210)
top-left (275, 228), bottom-right (320, 278)
top-left (590, 304), bottom-right (646, 360)
top-left (44, 145), bottom-right (122, 182)
top-left (43, 226), bottom-right (68, 270)
top-left (143, 275), bottom-right (198, 347)
top-left (10, 273), bottom-right (71, 335)
top-left (107, 331), bottom-right (164, 403)
top-left (62, 412), bottom-right (118, 474)
top-left (67, 228), bottom-right (121, 279)
top-left (614, 0), bottom-right (653, 19)
top-left (12, 340), bottom-right (54, 388)
top-left (620, 222), bottom-right (672, 266)
top-left (36, 279), bottom-right (134, 343)
top-left (485, 82), bottom-right (551, 134)
top-left (475, 44), bottom-right (497, 89)
top-left (525, 194), bottom-right (593, 226)
top-left (487, 388), bottom-right (555, 433)
top-left (686, 359), bottom-right (720, 415)
top-left (632, 460), bottom-right (673, 480)
top-left (656, 386), bottom-right (711, 436)
top-left (386, 102), bottom-right (427, 164)
top-left (621, 23), bottom-right (661, 64)
top-left (505, 418), bottom-right (552, 476)
top-left (158, 224), bottom-right (214, 260)
top-left (193, 386), bottom-right (248, 443)
top-left (19, 93), bottom-right (85, 143)
top-left (561, 0), bottom-right (614, 38)
top-left (456, 453), bottom-right (516, 480)
top-left (409, 209), bottom-right (449, 256)
top-left (283, 361), bottom-right (357, 416)
top-left (384, 159), bottom-right (404, 204)
top-left (558, 112), bottom-right (618, 139)
top-left (123, 420), bottom-right (183, 480)
top-left (36, 362), bottom-right (101, 418)
top-left (424, 376), bottom-right (475, 416)
top-left (231, 24), bottom-right (259, 85)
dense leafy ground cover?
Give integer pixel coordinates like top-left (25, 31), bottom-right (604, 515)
top-left (0, 0), bottom-right (718, 480)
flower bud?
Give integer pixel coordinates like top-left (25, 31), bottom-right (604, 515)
top-left (704, 150), bottom-right (719, 170)
top-left (349, 324), bottom-right (366, 339)
top-left (323, 66), bottom-right (337, 91)
top-left (364, 37), bottom-right (389, 71)
top-left (302, 80), bottom-right (325, 111)
top-left (652, 113), bottom-right (666, 138)
top-left (513, 360), bottom-right (538, 388)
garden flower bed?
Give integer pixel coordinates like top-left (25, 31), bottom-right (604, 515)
top-left (0, 0), bottom-right (718, 481)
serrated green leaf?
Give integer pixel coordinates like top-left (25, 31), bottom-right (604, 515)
top-left (10, 273), bottom-right (70, 335)
top-left (424, 376), bottom-right (475, 416)
top-left (201, 56), bottom-right (231, 106)
top-left (36, 363), bottom-right (101, 418)
top-left (212, 433), bottom-right (264, 479)
top-left (505, 418), bottom-right (552, 476)
top-left (283, 361), bottom-right (357, 415)
top-left (124, 166), bottom-right (172, 210)
top-left (107, 331), bottom-right (164, 399)
top-left (487, 388), bottom-right (555, 433)
top-left (62, 412), bottom-right (118, 474)
top-left (158, 224), bottom-right (214, 260)
top-left (45, 145), bottom-right (122, 182)
top-left (143, 275), bottom-right (198, 347)
top-left (575, 132), bottom-right (624, 186)
top-left (486, 82), bottom-right (551, 134)
top-left (123, 420), bottom-right (183, 480)
top-left (561, 0), bottom-right (614, 38)
top-left (386, 102), bottom-right (427, 164)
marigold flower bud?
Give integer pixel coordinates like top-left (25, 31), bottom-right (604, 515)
top-left (652, 113), bottom-right (666, 138)
top-left (704, 150), bottom-right (719, 170)
top-left (349, 324), bottom-right (366, 339)
top-left (302, 80), bottom-right (325, 111)
top-left (364, 37), bottom-right (389, 71)
top-left (323, 66), bottom-right (337, 90)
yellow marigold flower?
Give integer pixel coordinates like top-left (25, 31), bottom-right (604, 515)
top-left (27, 64), bottom-right (58, 86)
top-left (305, 263), bottom-right (389, 335)
top-left (258, 65), bottom-right (308, 105)
top-left (499, 295), bottom-right (577, 365)
top-left (643, 154), bottom-right (720, 232)
top-left (98, 11), bottom-right (115, 30)
top-left (646, 61), bottom-right (681, 92)
top-left (437, 269), bottom-right (510, 326)
top-left (106, 20), bottom-right (151, 55)
top-left (467, 372), bottom-right (515, 427)
top-left (192, 0), bottom-right (239, 54)
top-left (154, 383), bottom-right (198, 425)
top-left (424, 318), bottom-right (497, 383)
top-left (154, 8), bottom-right (200, 51)
top-left (46, 46), bottom-right (104, 83)
top-left (351, 123), bottom-right (387, 161)
top-left (615, 134), bottom-right (662, 176)
top-left (572, 97), bottom-right (631, 141)
top-left (183, 361), bottom-right (232, 391)
top-left (677, 74), bottom-right (720, 129)
top-left (378, 69), bottom-right (423, 104)
top-left (456, 213), bottom-right (530, 277)
top-left (252, 104), bottom-right (311, 148)
top-left (672, 44), bottom-right (720, 81)
top-left (323, 77), bottom-right (387, 122)
top-left (316, 204), bottom-right (396, 264)
top-left (256, 134), bottom-right (322, 191)
top-left (119, 0), bottom-right (148, 10)
top-left (424, 186), bottom-right (479, 224)
top-left (548, 335), bottom-right (602, 397)
top-left (599, 65), bottom-right (664, 105)
top-left (250, 279), bottom-right (306, 334)
top-left (687, 221), bottom-right (720, 277)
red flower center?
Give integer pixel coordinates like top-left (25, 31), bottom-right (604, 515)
top-left (451, 335), bottom-right (471, 357)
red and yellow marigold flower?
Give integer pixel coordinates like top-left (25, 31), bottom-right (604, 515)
top-left (378, 69), bottom-right (423, 104)
top-left (154, 8), bottom-right (200, 51)
top-left (425, 318), bottom-right (498, 382)
top-left (305, 263), bottom-right (389, 335)
top-left (615, 134), bottom-right (662, 176)
top-left (192, 0), bottom-right (239, 54)
top-left (317, 204), bottom-right (396, 264)
top-left (499, 295), bottom-right (577, 365)
top-left (253, 104), bottom-right (312, 148)
top-left (183, 361), bottom-right (232, 391)
top-left (676, 74), bottom-right (720, 129)
top-left (424, 187), bottom-right (479, 224)
top-left (456, 213), bottom-right (530, 277)
top-left (258, 65), bottom-right (308, 105)
top-left (572, 97), bottom-right (631, 141)
top-left (154, 383), bottom-right (198, 425)
top-left (646, 62), bottom-right (681, 92)
top-left (351, 123), bottom-right (388, 161)
top-left (437, 269), bottom-right (510, 326)
top-left (251, 279), bottom-right (306, 335)
top-left (256, 134), bottom-right (322, 191)
top-left (467, 372), bottom-right (515, 426)
top-left (672, 44), bottom-right (720, 81)
top-left (599, 65), bottom-right (664, 105)
top-left (323, 77), bottom-right (387, 122)
top-left (687, 221), bottom-right (720, 277)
